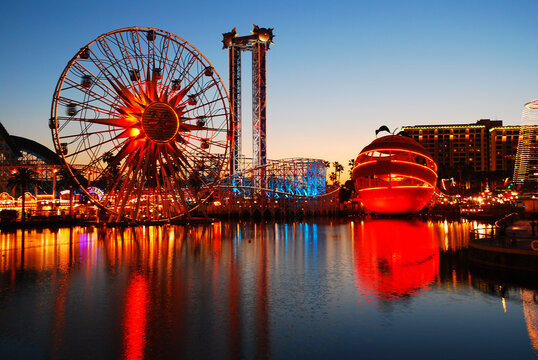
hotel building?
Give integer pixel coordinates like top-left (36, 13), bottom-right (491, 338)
top-left (401, 120), bottom-right (520, 188)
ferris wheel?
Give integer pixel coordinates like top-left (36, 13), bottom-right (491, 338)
top-left (50, 27), bottom-right (231, 222)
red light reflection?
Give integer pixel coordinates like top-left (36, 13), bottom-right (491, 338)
top-left (122, 274), bottom-right (149, 360)
top-left (353, 219), bottom-right (439, 302)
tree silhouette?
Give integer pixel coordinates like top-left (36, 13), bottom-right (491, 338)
top-left (329, 172), bottom-right (337, 184)
top-left (323, 160), bottom-right (331, 185)
top-left (333, 161), bottom-right (344, 185)
top-left (56, 170), bottom-right (78, 191)
top-left (348, 158), bottom-right (355, 177)
top-left (7, 168), bottom-right (36, 221)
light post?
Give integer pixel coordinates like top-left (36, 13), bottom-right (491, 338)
top-left (52, 169), bottom-right (58, 200)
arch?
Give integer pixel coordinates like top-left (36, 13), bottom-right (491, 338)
top-left (10, 135), bottom-right (61, 165)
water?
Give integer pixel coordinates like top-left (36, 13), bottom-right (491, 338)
top-left (0, 219), bottom-right (536, 360)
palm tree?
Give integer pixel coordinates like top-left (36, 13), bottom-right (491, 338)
top-left (56, 170), bottom-right (79, 217)
top-left (333, 161), bottom-right (344, 185)
top-left (329, 172), bottom-right (337, 185)
top-left (323, 160), bottom-right (331, 185)
top-left (7, 168), bottom-right (36, 221)
top-left (348, 158), bottom-right (355, 177)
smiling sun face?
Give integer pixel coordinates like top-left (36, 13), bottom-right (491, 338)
top-left (110, 73), bottom-right (188, 148)
top-left (142, 102), bottom-right (180, 143)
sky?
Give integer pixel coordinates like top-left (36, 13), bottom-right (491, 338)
top-left (1, 0), bottom-right (537, 177)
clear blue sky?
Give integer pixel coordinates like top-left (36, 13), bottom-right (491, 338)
top-left (1, 0), bottom-right (537, 174)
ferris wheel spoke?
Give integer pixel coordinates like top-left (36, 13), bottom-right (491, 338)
top-left (171, 72), bottom-right (214, 109)
top-left (156, 152), bottom-right (186, 214)
top-left (113, 139), bottom-right (141, 164)
top-left (142, 32), bottom-right (160, 86)
top-left (102, 151), bottom-right (137, 204)
top-left (160, 42), bottom-right (187, 88)
top-left (81, 93), bottom-right (122, 111)
top-left (74, 157), bottom-right (108, 182)
top-left (182, 118), bottom-right (226, 134)
top-left (183, 133), bottom-right (227, 150)
top-left (167, 143), bottom-right (195, 177)
top-left (87, 116), bottom-right (137, 128)
top-left (117, 31), bottom-right (147, 95)
top-left (174, 53), bottom-right (200, 87)
top-left (157, 165), bottom-right (184, 215)
top-left (114, 145), bottom-right (148, 219)
top-left (179, 151), bottom-right (220, 182)
top-left (135, 33), bottom-right (156, 91)
top-left (57, 96), bottom-right (121, 118)
top-left (161, 149), bottom-right (192, 213)
top-left (179, 148), bottom-right (224, 181)
top-left (114, 32), bottom-right (139, 78)
top-left (130, 152), bottom-right (151, 220)
top-left (60, 115), bottom-right (134, 129)
top-left (64, 132), bottom-right (126, 160)
top-left (177, 120), bottom-right (227, 133)
top-left (69, 62), bottom-right (122, 102)
top-left (132, 29), bottom-right (148, 77)
top-left (106, 41), bottom-right (142, 94)
top-left (152, 33), bottom-right (167, 65)
top-left (98, 139), bottom-right (143, 188)
top-left (103, 76), bottom-right (146, 111)
top-left (168, 142), bottom-right (213, 190)
top-left (57, 125), bottom-right (105, 146)
top-left (93, 39), bottom-right (133, 90)
top-left (158, 35), bottom-right (173, 84)
top-left (178, 86), bottom-right (219, 112)
top-left (180, 67), bottom-right (207, 93)
top-left (58, 128), bottom-right (121, 140)
top-left (85, 140), bottom-right (136, 183)
top-left (180, 113), bottom-right (229, 129)
top-left (191, 80), bottom-right (218, 99)
top-left (149, 164), bottom-right (165, 217)
top-left (181, 96), bottom-right (223, 115)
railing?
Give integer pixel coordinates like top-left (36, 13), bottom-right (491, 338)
top-left (470, 221), bottom-right (538, 252)
top-left (204, 185), bottom-right (341, 219)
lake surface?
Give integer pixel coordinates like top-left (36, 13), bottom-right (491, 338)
top-left (0, 218), bottom-right (536, 359)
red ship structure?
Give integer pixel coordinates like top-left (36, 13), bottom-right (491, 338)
top-left (352, 130), bottom-right (438, 214)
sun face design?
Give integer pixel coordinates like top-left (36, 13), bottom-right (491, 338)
top-left (51, 27), bottom-right (230, 222)
top-left (141, 102), bottom-right (179, 143)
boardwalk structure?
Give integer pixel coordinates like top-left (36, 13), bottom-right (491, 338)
top-left (204, 156), bottom-right (339, 219)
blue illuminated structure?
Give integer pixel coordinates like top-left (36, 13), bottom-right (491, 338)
top-left (219, 157), bottom-right (326, 198)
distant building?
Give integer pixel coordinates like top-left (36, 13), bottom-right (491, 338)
top-left (513, 100), bottom-right (538, 190)
top-left (402, 120), bottom-right (519, 190)
top-left (489, 125), bottom-right (520, 173)
top-left (0, 121), bottom-right (63, 194)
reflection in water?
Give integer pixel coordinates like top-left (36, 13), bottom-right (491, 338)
top-left (352, 219), bottom-right (439, 303)
top-left (522, 290), bottom-right (538, 351)
top-left (0, 220), bottom-right (536, 359)
top-left (123, 274), bottom-right (149, 360)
